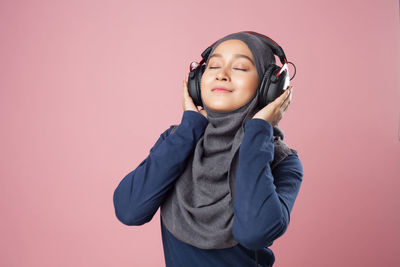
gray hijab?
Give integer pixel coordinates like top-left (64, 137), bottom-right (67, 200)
top-left (160, 32), bottom-right (294, 249)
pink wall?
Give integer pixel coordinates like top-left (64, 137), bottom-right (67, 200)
top-left (0, 0), bottom-right (399, 266)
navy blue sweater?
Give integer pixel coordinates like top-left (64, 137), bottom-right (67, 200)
top-left (113, 110), bottom-right (303, 267)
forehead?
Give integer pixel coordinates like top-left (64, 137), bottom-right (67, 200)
top-left (211, 39), bottom-right (254, 59)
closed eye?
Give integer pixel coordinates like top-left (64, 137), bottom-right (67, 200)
top-left (209, 67), bottom-right (247, 71)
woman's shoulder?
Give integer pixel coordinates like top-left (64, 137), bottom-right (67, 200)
top-left (271, 125), bottom-right (301, 169)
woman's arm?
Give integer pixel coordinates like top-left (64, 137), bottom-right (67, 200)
top-left (113, 110), bottom-right (209, 226)
top-left (232, 118), bottom-right (303, 250)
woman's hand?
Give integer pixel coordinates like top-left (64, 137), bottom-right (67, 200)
top-left (252, 86), bottom-right (293, 127)
top-left (182, 75), bottom-right (208, 119)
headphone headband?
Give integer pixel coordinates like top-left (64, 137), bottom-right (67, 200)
top-left (239, 31), bottom-right (287, 65)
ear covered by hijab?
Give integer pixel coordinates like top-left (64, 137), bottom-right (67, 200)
top-left (160, 31), bottom-right (293, 250)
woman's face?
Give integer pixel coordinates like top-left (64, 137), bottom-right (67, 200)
top-left (200, 39), bottom-right (259, 112)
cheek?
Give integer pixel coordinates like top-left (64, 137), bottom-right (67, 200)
top-left (201, 70), bottom-right (212, 80)
top-left (236, 76), bottom-right (258, 91)
top-left (200, 72), bottom-right (213, 88)
top-left (200, 74), bottom-right (208, 93)
top-left (248, 74), bottom-right (259, 90)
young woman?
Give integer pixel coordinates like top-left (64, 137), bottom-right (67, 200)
top-left (113, 31), bottom-right (303, 267)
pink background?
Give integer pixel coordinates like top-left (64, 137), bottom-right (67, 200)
top-left (1, 0), bottom-right (399, 266)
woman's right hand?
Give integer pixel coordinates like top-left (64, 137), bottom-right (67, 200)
top-left (252, 85), bottom-right (293, 127)
top-left (182, 75), bottom-right (208, 120)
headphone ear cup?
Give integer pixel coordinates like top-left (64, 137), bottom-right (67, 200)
top-left (188, 64), bottom-right (205, 107)
top-left (259, 64), bottom-right (290, 107)
top-left (258, 64), bottom-right (278, 108)
top-left (269, 66), bottom-right (290, 105)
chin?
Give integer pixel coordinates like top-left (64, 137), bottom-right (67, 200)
top-left (202, 92), bottom-right (240, 111)
top-left (205, 101), bottom-right (238, 112)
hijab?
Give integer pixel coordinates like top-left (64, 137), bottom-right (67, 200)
top-left (160, 32), bottom-right (294, 249)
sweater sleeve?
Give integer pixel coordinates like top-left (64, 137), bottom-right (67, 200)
top-left (232, 118), bottom-right (303, 250)
top-left (113, 110), bottom-right (209, 226)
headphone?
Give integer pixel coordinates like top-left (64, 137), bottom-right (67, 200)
top-left (187, 30), bottom-right (296, 109)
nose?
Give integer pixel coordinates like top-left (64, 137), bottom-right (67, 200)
top-left (216, 67), bottom-right (230, 81)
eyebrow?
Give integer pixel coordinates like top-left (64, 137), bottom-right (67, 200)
top-left (208, 53), bottom-right (255, 66)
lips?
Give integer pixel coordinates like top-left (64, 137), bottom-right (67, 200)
top-left (212, 87), bottom-right (232, 92)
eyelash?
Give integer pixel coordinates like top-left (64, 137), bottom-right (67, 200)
top-left (209, 67), bottom-right (247, 71)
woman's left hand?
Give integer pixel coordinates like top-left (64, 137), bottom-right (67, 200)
top-left (252, 86), bottom-right (293, 127)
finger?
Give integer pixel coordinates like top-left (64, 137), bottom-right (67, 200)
top-left (281, 90), bottom-right (292, 111)
top-left (282, 99), bottom-right (290, 112)
top-left (283, 88), bottom-right (292, 104)
top-left (282, 86), bottom-right (293, 102)
top-left (274, 89), bottom-right (290, 109)
top-left (183, 77), bottom-right (195, 106)
top-left (277, 86), bottom-right (292, 102)
top-left (183, 79), bottom-right (190, 107)
top-left (183, 78), bottom-right (189, 97)
top-left (182, 79), bottom-right (186, 98)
